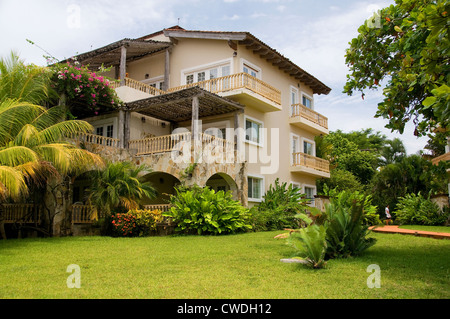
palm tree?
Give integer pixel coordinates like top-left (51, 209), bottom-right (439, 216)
top-left (86, 161), bottom-right (156, 216)
top-left (380, 138), bottom-right (406, 165)
top-left (0, 52), bottom-right (104, 201)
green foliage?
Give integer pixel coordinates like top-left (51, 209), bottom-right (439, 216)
top-left (0, 52), bottom-right (104, 200)
top-left (165, 185), bottom-right (252, 235)
top-left (370, 154), bottom-right (449, 215)
top-left (323, 192), bottom-right (377, 259)
top-left (86, 161), bottom-right (156, 216)
top-left (287, 225), bottom-right (327, 269)
top-left (344, 0), bottom-right (449, 136)
top-left (394, 192), bottom-right (449, 226)
top-left (250, 178), bottom-right (317, 231)
top-left (317, 169), bottom-right (363, 194)
top-left (110, 209), bottom-right (163, 237)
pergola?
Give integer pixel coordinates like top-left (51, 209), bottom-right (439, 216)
top-left (62, 38), bottom-right (172, 90)
top-left (119, 87), bottom-right (245, 148)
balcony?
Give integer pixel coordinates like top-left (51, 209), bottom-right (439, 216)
top-left (168, 73), bottom-right (282, 112)
top-left (128, 132), bottom-right (235, 157)
top-left (289, 103), bottom-right (328, 135)
top-left (291, 152), bottom-right (330, 178)
top-left (110, 77), bottom-right (165, 103)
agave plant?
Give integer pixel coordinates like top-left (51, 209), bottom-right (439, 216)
top-left (324, 193), bottom-right (377, 259)
top-left (287, 224), bottom-right (327, 269)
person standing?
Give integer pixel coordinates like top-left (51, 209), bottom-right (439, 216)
top-left (385, 205), bottom-right (391, 225)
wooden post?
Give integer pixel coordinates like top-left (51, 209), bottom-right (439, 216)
top-left (163, 48), bottom-right (170, 91)
top-left (124, 111), bottom-right (131, 148)
top-left (191, 96), bottom-right (200, 163)
top-left (118, 110), bottom-right (125, 148)
top-left (119, 45), bottom-right (127, 86)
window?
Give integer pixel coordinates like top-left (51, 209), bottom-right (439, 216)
top-left (243, 64), bottom-right (258, 78)
top-left (304, 186), bottom-right (316, 206)
top-left (182, 61), bottom-right (232, 86)
top-left (106, 125), bottom-right (114, 138)
top-left (96, 127), bottom-right (103, 136)
top-left (197, 71), bottom-right (206, 82)
top-left (291, 134), bottom-right (299, 164)
top-left (245, 118), bottom-right (262, 145)
top-left (248, 176), bottom-right (263, 201)
top-left (302, 95), bottom-right (313, 109)
top-left (186, 74), bottom-right (194, 84)
top-left (303, 141), bottom-right (313, 155)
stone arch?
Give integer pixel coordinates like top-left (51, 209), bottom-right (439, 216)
top-left (140, 171), bottom-right (181, 205)
top-left (205, 172), bottom-right (239, 199)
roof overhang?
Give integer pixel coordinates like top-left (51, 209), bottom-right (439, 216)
top-left (62, 38), bottom-right (172, 69)
top-left (125, 87), bottom-right (244, 123)
top-left (163, 29), bottom-right (331, 95)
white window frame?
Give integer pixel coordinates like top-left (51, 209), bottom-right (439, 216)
top-left (290, 133), bottom-right (300, 165)
top-left (244, 115), bottom-right (264, 147)
top-left (181, 58), bottom-right (233, 85)
top-left (142, 75), bottom-right (165, 90)
top-left (301, 92), bottom-right (314, 110)
top-left (301, 137), bottom-right (316, 157)
top-left (247, 174), bottom-right (265, 202)
top-left (240, 58), bottom-right (262, 79)
top-left (92, 117), bottom-right (118, 139)
top-left (303, 184), bottom-right (317, 207)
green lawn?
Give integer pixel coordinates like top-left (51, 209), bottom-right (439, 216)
top-left (0, 230), bottom-right (449, 299)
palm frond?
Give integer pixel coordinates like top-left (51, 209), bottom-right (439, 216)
top-left (0, 146), bottom-right (39, 167)
top-left (0, 165), bottom-right (28, 200)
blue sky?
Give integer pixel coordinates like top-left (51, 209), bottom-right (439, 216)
top-left (0, 0), bottom-right (429, 154)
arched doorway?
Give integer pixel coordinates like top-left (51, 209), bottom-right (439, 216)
top-left (140, 172), bottom-right (181, 205)
top-left (205, 173), bottom-right (239, 200)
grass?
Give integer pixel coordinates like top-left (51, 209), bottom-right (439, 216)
top-left (398, 225), bottom-right (450, 233)
top-left (0, 230), bottom-right (449, 299)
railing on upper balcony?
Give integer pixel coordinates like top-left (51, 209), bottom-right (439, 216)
top-left (290, 103), bottom-right (328, 130)
top-left (109, 77), bottom-right (166, 96)
top-left (168, 72), bottom-right (281, 105)
top-left (292, 152), bottom-right (330, 173)
top-left (128, 132), bottom-right (235, 156)
top-left (70, 132), bottom-right (121, 148)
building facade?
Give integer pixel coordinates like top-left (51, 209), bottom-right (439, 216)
top-left (68, 26), bottom-right (331, 211)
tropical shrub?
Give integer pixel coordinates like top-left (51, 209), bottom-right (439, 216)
top-left (165, 185), bottom-right (252, 235)
top-left (394, 193), bottom-right (448, 226)
top-left (323, 192), bottom-right (377, 259)
top-left (111, 209), bottom-right (163, 237)
top-left (251, 179), bottom-right (315, 231)
top-left (287, 224), bottom-right (327, 269)
top-left (86, 161), bottom-right (156, 216)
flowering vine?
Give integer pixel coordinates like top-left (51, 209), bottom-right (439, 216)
top-left (50, 59), bottom-right (123, 118)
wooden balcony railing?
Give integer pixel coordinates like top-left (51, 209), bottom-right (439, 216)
top-left (71, 204), bottom-right (96, 224)
top-left (71, 132), bottom-right (121, 148)
top-left (129, 132), bottom-right (191, 156)
top-left (0, 204), bottom-right (41, 224)
top-left (292, 152), bottom-right (330, 173)
top-left (143, 204), bottom-right (172, 212)
top-left (290, 103), bottom-right (328, 129)
top-left (168, 72), bottom-right (281, 105)
top-left (110, 77), bottom-right (165, 96)
top-left (431, 152), bottom-right (450, 165)
top-left (129, 132), bottom-right (235, 156)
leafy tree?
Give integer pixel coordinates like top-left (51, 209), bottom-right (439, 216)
top-left (369, 154), bottom-right (448, 215)
top-left (380, 137), bottom-right (407, 165)
top-left (344, 0), bottom-right (449, 136)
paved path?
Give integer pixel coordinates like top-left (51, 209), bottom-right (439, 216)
top-left (369, 225), bottom-right (450, 240)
